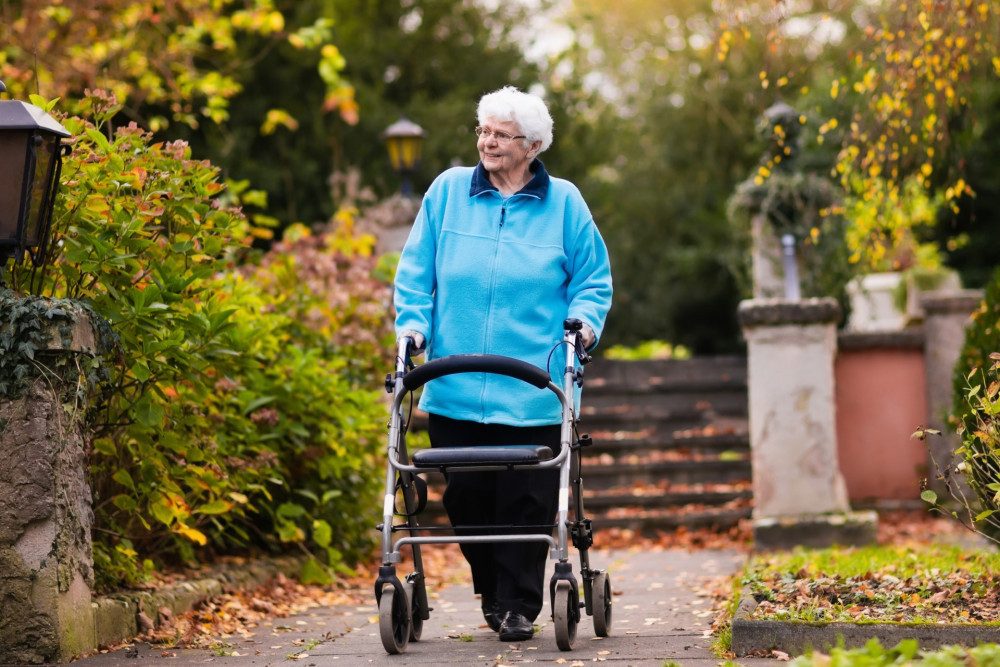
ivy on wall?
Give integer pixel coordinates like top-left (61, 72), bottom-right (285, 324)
top-left (0, 289), bottom-right (117, 402)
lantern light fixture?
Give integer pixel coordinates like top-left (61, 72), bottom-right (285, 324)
top-left (0, 80), bottom-right (72, 268)
top-left (381, 117), bottom-right (426, 197)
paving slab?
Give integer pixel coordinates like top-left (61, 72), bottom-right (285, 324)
top-left (68, 548), bottom-right (778, 666)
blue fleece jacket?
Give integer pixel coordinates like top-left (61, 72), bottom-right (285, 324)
top-left (393, 160), bottom-right (613, 426)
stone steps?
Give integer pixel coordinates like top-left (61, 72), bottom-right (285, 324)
top-left (581, 457), bottom-right (751, 489)
top-left (405, 355), bottom-right (752, 534)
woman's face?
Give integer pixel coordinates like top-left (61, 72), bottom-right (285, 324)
top-left (477, 117), bottom-right (532, 178)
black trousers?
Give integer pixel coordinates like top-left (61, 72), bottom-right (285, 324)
top-left (427, 414), bottom-right (561, 621)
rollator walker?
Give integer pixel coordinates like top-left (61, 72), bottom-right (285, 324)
top-left (374, 318), bottom-right (613, 653)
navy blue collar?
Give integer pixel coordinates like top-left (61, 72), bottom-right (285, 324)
top-left (470, 160), bottom-right (550, 199)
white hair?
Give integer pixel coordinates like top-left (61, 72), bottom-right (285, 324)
top-left (477, 86), bottom-right (553, 153)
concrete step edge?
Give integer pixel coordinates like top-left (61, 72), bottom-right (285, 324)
top-left (92, 556), bottom-right (304, 650)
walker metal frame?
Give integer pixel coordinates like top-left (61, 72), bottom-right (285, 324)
top-left (373, 319), bottom-right (612, 653)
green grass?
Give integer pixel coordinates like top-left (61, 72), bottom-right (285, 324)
top-left (602, 340), bottom-right (691, 360)
top-left (714, 541), bottom-right (1000, 664)
top-left (738, 542), bottom-right (1000, 624)
top-left (208, 641), bottom-right (234, 656)
top-left (745, 542), bottom-right (1000, 584)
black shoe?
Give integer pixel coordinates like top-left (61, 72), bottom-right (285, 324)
top-left (481, 595), bottom-right (502, 632)
top-left (498, 611), bottom-right (534, 641)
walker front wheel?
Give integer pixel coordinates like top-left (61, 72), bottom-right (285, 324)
top-left (592, 571), bottom-right (612, 637)
top-left (553, 580), bottom-right (578, 651)
top-left (378, 583), bottom-right (411, 654)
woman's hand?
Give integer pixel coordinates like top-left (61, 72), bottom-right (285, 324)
top-left (400, 330), bottom-right (426, 354)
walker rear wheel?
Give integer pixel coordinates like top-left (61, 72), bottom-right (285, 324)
top-left (592, 571), bottom-right (612, 637)
top-left (553, 580), bottom-right (578, 651)
top-left (403, 579), bottom-right (423, 641)
top-left (378, 583), bottom-right (411, 654)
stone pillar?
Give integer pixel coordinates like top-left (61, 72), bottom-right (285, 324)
top-left (738, 298), bottom-right (877, 549)
top-left (921, 289), bottom-right (984, 491)
top-left (0, 311), bottom-right (98, 664)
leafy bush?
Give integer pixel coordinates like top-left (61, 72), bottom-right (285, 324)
top-left (952, 268), bottom-right (1000, 437)
top-left (789, 639), bottom-right (1000, 666)
top-left (928, 351), bottom-right (1000, 545)
top-left (842, 174), bottom-right (945, 273)
top-left (6, 91), bottom-right (394, 590)
top-left (921, 268), bottom-right (1000, 544)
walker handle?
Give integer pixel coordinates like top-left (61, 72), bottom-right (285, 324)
top-left (401, 354), bottom-right (551, 391)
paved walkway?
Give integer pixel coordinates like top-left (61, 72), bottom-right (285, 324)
top-left (72, 548), bottom-right (777, 666)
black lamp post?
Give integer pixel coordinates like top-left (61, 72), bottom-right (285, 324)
top-left (381, 117), bottom-right (426, 197)
top-left (0, 80), bottom-right (72, 268)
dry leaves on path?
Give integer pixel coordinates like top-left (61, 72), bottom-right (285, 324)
top-left (124, 543), bottom-right (471, 651)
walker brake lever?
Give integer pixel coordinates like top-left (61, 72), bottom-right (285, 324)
top-left (563, 317), bottom-right (592, 365)
top-left (574, 333), bottom-right (592, 365)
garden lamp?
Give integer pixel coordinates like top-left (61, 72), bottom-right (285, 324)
top-left (0, 80), bottom-right (72, 268)
top-left (382, 117), bottom-right (426, 197)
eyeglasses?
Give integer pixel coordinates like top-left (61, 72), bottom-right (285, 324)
top-left (474, 126), bottom-right (526, 144)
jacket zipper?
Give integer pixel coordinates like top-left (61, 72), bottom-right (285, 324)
top-left (480, 198), bottom-right (507, 418)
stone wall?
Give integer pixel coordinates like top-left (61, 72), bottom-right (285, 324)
top-left (0, 312), bottom-right (98, 664)
top-left (1, 379), bottom-right (96, 663)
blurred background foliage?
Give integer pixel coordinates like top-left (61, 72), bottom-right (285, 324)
top-left (5, 0), bottom-right (999, 354)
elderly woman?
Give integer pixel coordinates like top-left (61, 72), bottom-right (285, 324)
top-left (394, 86), bottom-right (613, 642)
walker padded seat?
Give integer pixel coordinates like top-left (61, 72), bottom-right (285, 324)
top-left (411, 445), bottom-right (553, 469)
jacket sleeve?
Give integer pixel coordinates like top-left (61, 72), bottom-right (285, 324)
top-left (566, 218), bottom-right (613, 349)
top-left (393, 198), bottom-right (437, 342)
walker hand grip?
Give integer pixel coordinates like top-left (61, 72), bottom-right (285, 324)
top-left (401, 354), bottom-right (551, 391)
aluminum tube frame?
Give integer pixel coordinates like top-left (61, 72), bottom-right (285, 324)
top-left (380, 333), bottom-right (582, 565)
top-left (395, 533), bottom-right (558, 550)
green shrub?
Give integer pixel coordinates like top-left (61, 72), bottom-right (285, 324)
top-left (788, 639), bottom-right (1000, 666)
top-left (6, 91), bottom-right (393, 590)
top-left (952, 268), bottom-right (1000, 436)
top-left (932, 350), bottom-right (1000, 545)
top-left (921, 267), bottom-right (1000, 544)
top-left (602, 340), bottom-right (691, 361)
